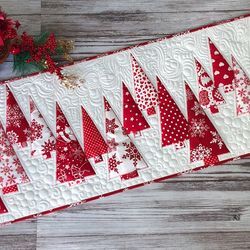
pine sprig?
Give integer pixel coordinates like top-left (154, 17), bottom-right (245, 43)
top-left (13, 50), bottom-right (46, 75)
top-left (0, 6), bottom-right (75, 82)
top-left (12, 31), bottom-right (73, 77)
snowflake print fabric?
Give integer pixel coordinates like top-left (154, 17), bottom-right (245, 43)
top-left (6, 86), bottom-right (30, 148)
top-left (232, 56), bottom-right (250, 116)
top-left (131, 54), bottom-right (159, 116)
top-left (190, 118), bottom-right (209, 138)
top-left (106, 118), bottom-right (119, 134)
top-left (30, 98), bottom-right (56, 159)
top-left (0, 122), bottom-right (29, 193)
top-left (209, 38), bottom-right (235, 93)
top-left (185, 83), bottom-right (230, 164)
top-left (82, 107), bottom-right (108, 163)
top-left (104, 98), bottom-right (148, 180)
top-left (122, 142), bottom-right (144, 167)
top-left (157, 77), bottom-right (189, 148)
top-left (195, 58), bottom-right (225, 114)
top-left (122, 82), bottom-right (150, 135)
top-left (56, 103), bottom-right (95, 184)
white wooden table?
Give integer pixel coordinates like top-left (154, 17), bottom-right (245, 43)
top-left (0, 1), bottom-right (249, 249)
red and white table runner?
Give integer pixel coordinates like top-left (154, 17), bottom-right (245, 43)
top-left (0, 14), bottom-right (249, 225)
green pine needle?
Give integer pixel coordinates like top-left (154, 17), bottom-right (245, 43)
top-left (13, 51), bottom-right (46, 75)
top-left (34, 32), bottom-right (50, 45)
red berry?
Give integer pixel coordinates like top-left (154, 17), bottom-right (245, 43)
top-left (10, 46), bottom-right (21, 55)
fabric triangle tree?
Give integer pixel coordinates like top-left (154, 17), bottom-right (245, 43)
top-left (232, 56), bottom-right (250, 116)
top-left (0, 197), bottom-right (8, 214)
top-left (104, 97), bottom-right (148, 180)
top-left (185, 82), bottom-right (230, 165)
top-left (122, 82), bottom-right (150, 135)
top-left (0, 121), bottom-right (30, 195)
top-left (157, 77), bottom-right (189, 149)
top-left (6, 86), bottom-right (30, 148)
top-left (56, 103), bottom-right (95, 184)
top-left (131, 54), bottom-right (159, 116)
top-left (195, 58), bottom-right (225, 114)
top-left (81, 106), bottom-right (109, 163)
top-left (208, 38), bottom-right (235, 93)
top-left (30, 97), bottom-right (56, 159)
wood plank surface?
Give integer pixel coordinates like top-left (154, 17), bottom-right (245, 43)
top-left (42, 0), bottom-right (250, 13)
top-left (0, 1), bottom-right (249, 249)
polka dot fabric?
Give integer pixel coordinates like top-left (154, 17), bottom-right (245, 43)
top-left (157, 77), bottom-right (189, 148)
top-left (209, 38), bottom-right (235, 93)
top-left (131, 54), bottom-right (159, 116)
top-left (122, 82), bottom-right (150, 135)
top-left (82, 106), bottom-right (108, 161)
top-left (2, 184), bottom-right (18, 195)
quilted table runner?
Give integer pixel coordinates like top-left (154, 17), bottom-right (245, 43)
top-left (0, 14), bottom-right (249, 225)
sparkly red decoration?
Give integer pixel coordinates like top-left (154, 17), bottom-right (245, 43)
top-left (9, 46), bottom-right (20, 55)
top-left (0, 7), bottom-right (72, 80)
top-left (0, 9), bottom-right (19, 47)
top-left (12, 32), bottom-right (63, 78)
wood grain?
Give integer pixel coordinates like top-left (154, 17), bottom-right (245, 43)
top-left (0, 1), bottom-right (249, 249)
top-left (1, 0), bottom-right (41, 15)
top-left (41, 0), bottom-right (250, 14)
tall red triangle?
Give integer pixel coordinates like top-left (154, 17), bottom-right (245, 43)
top-left (157, 77), bottom-right (189, 148)
top-left (0, 197), bottom-right (8, 214)
top-left (208, 38), bottom-right (234, 92)
top-left (6, 86), bottom-right (30, 148)
top-left (30, 97), bottom-right (56, 159)
top-left (232, 56), bottom-right (250, 116)
top-left (122, 82), bottom-right (150, 135)
top-left (131, 54), bottom-right (159, 116)
top-left (104, 97), bottom-right (148, 180)
top-left (82, 106), bottom-right (108, 163)
top-left (185, 82), bottom-right (230, 164)
top-left (195, 58), bottom-right (225, 114)
top-left (56, 103), bottom-right (95, 184)
top-left (0, 121), bottom-right (30, 192)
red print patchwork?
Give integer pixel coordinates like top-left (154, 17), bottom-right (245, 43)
top-left (195, 58), bottom-right (225, 114)
top-left (30, 97), bottom-right (56, 159)
top-left (56, 103), bottom-right (95, 184)
top-left (0, 121), bottom-right (30, 193)
top-left (104, 98), bottom-right (148, 180)
top-left (0, 197), bottom-right (8, 214)
top-left (2, 184), bottom-right (18, 195)
top-left (82, 106), bottom-right (108, 163)
top-left (131, 54), bottom-right (159, 116)
top-left (157, 77), bottom-right (189, 149)
top-left (232, 56), bottom-right (250, 116)
top-left (122, 82), bottom-right (150, 135)
top-left (6, 86), bottom-right (30, 148)
top-left (185, 82), bottom-right (230, 164)
top-left (209, 38), bottom-right (235, 93)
